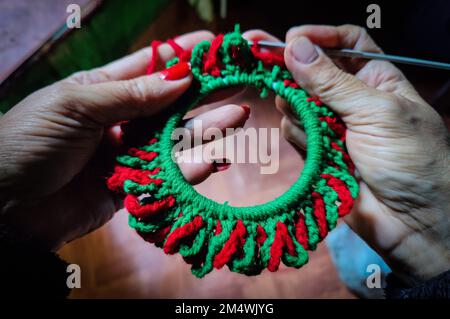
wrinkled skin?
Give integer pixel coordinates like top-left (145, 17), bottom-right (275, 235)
top-left (0, 31), bottom-right (249, 251)
top-left (244, 25), bottom-right (450, 284)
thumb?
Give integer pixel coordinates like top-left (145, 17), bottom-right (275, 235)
top-left (66, 69), bottom-right (191, 125)
top-left (284, 36), bottom-right (381, 117)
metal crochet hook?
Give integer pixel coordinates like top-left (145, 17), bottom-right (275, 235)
top-left (247, 40), bottom-right (450, 71)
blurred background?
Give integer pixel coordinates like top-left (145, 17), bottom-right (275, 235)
top-left (0, 0), bottom-right (448, 298)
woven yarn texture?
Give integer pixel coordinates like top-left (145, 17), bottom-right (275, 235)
top-left (107, 26), bottom-right (359, 278)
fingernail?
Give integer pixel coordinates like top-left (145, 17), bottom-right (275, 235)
top-left (292, 37), bottom-right (318, 64)
top-left (213, 159), bottom-right (231, 172)
top-left (240, 104), bottom-right (251, 119)
top-left (160, 62), bottom-right (191, 80)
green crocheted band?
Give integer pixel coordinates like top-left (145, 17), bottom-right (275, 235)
top-left (107, 26), bottom-right (359, 278)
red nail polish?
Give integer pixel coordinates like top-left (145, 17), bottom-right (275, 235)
top-left (160, 62), bottom-right (191, 80)
top-left (241, 104), bottom-right (251, 119)
top-left (213, 161), bottom-right (231, 172)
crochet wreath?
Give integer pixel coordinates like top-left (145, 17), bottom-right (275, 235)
top-left (107, 26), bottom-right (359, 278)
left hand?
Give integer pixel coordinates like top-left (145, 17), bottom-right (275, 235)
top-left (0, 31), bottom-right (250, 251)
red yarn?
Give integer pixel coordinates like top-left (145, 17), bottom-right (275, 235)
top-left (213, 220), bottom-right (247, 269)
top-left (331, 141), bottom-right (355, 175)
top-left (166, 39), bottom-right (184, 56)
top-left (164, 215), bottom-right (203, 254)
top-left (146, 40), bottom-right (163, 74)
top-left (321, 174), bottom-right (353, 217)
top-left (295, 213), bottom-right (309, 249)
top-left (124, 194), bottom-right (175, 219)
top-left (268, 222), bottom-right (296, 272)
top-left (256, 225), bottom-right (267, 246)
top-left (283, 79), bottom-right (299, 88)
top-left (251, 42), bottom-right (285, 67)
top-left (106, 166), bottom-right (161, 192)
top-left (128, 148), bottom-right (158, 162)
top-left (203, 34), bottom-right (224, 77)
top-left (214, 220), bottom-right (222, 235)
top-left (146, 38), bottom-right (191, 75)
top-left (320, 116), bottom-right (346, 140)
top-left (306, 96), bottom-right (323, 106)
top-left (167, 38), bottom-right (192, 64)
top-left (312, 192), bottom-right (328, 239)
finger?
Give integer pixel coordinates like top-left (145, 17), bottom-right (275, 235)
top-left (107, 104), bottom-right (248, 184)
top-left (286, 24), bottom-right (382, 73)
top-left (179, 158), bottom-right (231, 185)
top-left (64, 71), bottom-right (191, 125)
top-left (284, 36), bottom-right (384, 117)
top-left (179, 160), bottom-right (215, 185)
top-left (176, 104), bottom-right (250, 183)
top-left (182, 104), bottom-right (250, 145)
top-left (281, 116), bottom-right (306, 150)
top-left (287, 24), bottom-right (382, 52)
top-left (275, 96), bottom-right (301, 126)
top-left (286, 26), bottom-right (420, 102)
top-left (65, 30), bottom-right (214, 84)
top-left (242, 29), bottom-right (284, 56)
top-left (355, 59), bottom-right (423, 102)
top-left (178, 144), bottom-right (232, 185)
top-left (243, 29), bottom-right (283, 42)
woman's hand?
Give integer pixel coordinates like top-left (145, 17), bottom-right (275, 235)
top-left (246, 25), bottom-right (450, 284)
top-left (0, 31), bottom-right (250, 252)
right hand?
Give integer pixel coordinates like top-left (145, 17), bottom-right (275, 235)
top-left (247, 25), bottom-right (450, 284)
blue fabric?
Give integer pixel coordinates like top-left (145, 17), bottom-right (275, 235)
top-left (326, 223), bottom-right (391, 299)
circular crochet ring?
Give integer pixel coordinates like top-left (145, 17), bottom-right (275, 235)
top-left (107, 26), bottom-right (359, 278)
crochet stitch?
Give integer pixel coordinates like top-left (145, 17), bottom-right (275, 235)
top-left (107, 26), bottom-right (359, 278)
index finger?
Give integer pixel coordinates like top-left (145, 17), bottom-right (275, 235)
top-left (286, 24), bottom-right (383, 73)
top-left (66, 30), bottom-right (214, 84)
top-left (286, 24), bottom-right (382, 52)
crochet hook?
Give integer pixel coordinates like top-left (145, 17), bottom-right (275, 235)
top-left (247, 40), bottom-right (450, 71)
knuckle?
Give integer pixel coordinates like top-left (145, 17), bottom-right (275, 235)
top-left (121, 79), bottom-right (150, 105)
top-left (340, 24), bottom-right (365, 34)
top-left (339, 24), bottom-right (369, 44)
top-left (286, 26), bottom-right (303, 41)
top-left (355, 26), bottom-right (369, 41)
top-left (45, 82), bottom-right (99, 124)
top-left (51, 82), bottom-right (76, 103)
top-left (67, 69), bottom-right (111, 84)
top-left (339, 24), bottom-right (381, 52)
